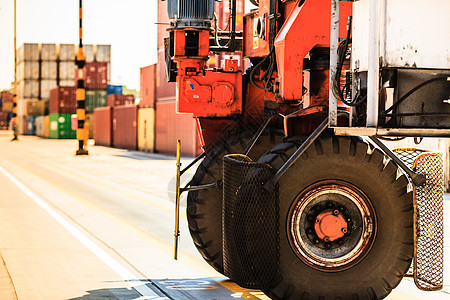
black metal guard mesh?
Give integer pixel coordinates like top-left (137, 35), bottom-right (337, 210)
top-left (223, 154), bottom-right (279, 290)
top-left (393, 148), bottom-right (444, 291)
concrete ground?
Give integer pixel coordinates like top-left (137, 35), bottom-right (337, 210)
top-left (0, 130), bottom-right (448, 299)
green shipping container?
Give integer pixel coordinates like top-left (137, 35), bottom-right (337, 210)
top-left (86, 90), bottom-right (95, 112)
top-left (86, 90), bottom-right (107, 113)
top-left (49, 113), bottom-right (76, 139)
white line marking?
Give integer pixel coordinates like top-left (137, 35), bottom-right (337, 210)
top-left (0, 166), bottom-right (166, 300)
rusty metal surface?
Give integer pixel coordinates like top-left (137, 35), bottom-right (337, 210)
top-left (393, 148), bottom-right (444, 291)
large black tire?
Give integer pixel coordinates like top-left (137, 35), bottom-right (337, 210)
top-left (257, 134), bottom-right (413, 300)
top-left (187, 129), bottom-right (283, 273)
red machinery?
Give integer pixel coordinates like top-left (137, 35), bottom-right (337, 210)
top-left (166, 0), bottom-right (448, 299)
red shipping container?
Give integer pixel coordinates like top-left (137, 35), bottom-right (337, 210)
top-left (113, 105), bottom-right (138, 150)
top-left (1, 91), bottom-right (14, 102)
top-left (140, 64), bottom-right (156, 107)
top-left (157, 0), bottom-right (170, 50)
top-left (107, 94), bottom-right (135, 107)
top-left (49, 86), bottom-right (77, 114)
top-left (93, 106), bottom-right (113, 146)
top-left (0, 112), bottom-right (8, 129)
top-left (155, 100), bottom-right (202, 157)
top-left (156, 50), bottom-right (177, 100)
top-left (85, 62), bottom-right (108, 89)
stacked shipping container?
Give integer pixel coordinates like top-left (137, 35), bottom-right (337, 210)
top-left (13, 43), bottom-right (111, 138)
top-left (58, 44), bottom-right (76, 87)
top-left (107, 94), bottom-right (134, 107)
top-left (17, 43), bottom-right (39, 133)
top-left (84, 45), bottom-right (111, 139)
top-left (48, 87), bottom-right (77, 139)
top-left (1, 91), bottom-right (13, 128)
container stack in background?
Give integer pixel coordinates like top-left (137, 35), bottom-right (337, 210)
top-left (47, 86), bottom-right (77, 139)
top-left (138, 64), bottom-right (156, 153)
top-left (58, 44), bottom-right (76, 87)
top-left (0, 91), bottom-right (14, 129)
top-left (85, 45), bottom-right (111, 139)
top-left (16, 43), bottom-right (39, 134)
top-left (93, 84), bottom-right (138, 150)
top-left (12, 43), bottom-right (111, 139)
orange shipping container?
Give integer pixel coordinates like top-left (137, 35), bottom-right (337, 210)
top-left (93, 107), bottom-right (113, 146)
top-left (157, 0), bottom-right (170, 50)
top-left (44, 115), bottom-right (50, 138)
top-left (112, 105), bottom-right (138, 150)
top-left (140, 64), bottom-right (156, 107)
top-left (155, 100), bottom-right (202, 157)
top-left (156, 50), bottom-right (177, 100)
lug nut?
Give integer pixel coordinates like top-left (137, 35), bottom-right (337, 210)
top-left (315, 218), bottom-right (320, 223)
top-left (333, 209), bottom-right (340, 215)
top-left (342, 228), bottom-right (347, 233)
top-left (324, 236), bottom-right (330, 242)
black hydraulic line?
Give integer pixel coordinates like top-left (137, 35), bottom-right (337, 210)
top-left (209, 0), bottom-right (237, 52)
top-left (381, 76), bottom-right (449, 115)
top-left (264, 117), bottom-right (329, 191)
top-left (243, 113), bottom-right (284, 156)
top-left (180, 182), bottom-right (217, 193)
top-left (249, 47), bottom-right (276, 91)
top-left (369, 136), bottom-right (425, 186)
top-left (268, 0), bottom-right (277, 48)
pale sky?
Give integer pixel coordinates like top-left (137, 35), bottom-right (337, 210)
top-left (0, 0), bottom-right (158, 90)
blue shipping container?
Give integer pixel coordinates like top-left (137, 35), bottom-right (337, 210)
top-left (27, 116), bottom-right (36, 135)
top-left (107, 85), bottom-right (123, 95)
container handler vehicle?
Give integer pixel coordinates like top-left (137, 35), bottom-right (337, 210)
top-left (164, 0), bottom-right (450, 299)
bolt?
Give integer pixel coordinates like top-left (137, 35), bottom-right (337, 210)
top-left (307, 228), bottom-right (313, 234)
top-left (314, 239), bottom-right (320, 244)
top-left (333, 209), bottom-right (340, 215)
top-left (342, 228), bottom-right (347, 234)
top-left (325, 243), bottom-right (331, 249)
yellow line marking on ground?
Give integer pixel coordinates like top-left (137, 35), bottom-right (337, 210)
top-left (216, 280), bottom-right (268, 300)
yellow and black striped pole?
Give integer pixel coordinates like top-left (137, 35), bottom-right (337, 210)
top-left (11, 0), bottom-right (18, 141)
top-left (75, 0), bottom-right (88, 155)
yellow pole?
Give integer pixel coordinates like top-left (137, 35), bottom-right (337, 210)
top-left (75, 0), bottom-right (88, 155)
top-left (11, 0), bottom-right (18, 141)
top-left (174, 139), bottom-right (181, 259)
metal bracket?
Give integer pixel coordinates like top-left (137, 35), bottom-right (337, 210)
top-left (264, 117), bottom-right (329, 191)
top-left (368, 136), bottom-right (426, 186)
top-left (243, 113), bottom-right (284, 156)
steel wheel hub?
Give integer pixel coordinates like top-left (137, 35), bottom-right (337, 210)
top-left (288, 180), bottom-right (376, 271)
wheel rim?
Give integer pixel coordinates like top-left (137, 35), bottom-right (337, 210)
top-left (288, 180), bottom-right (377, 271)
